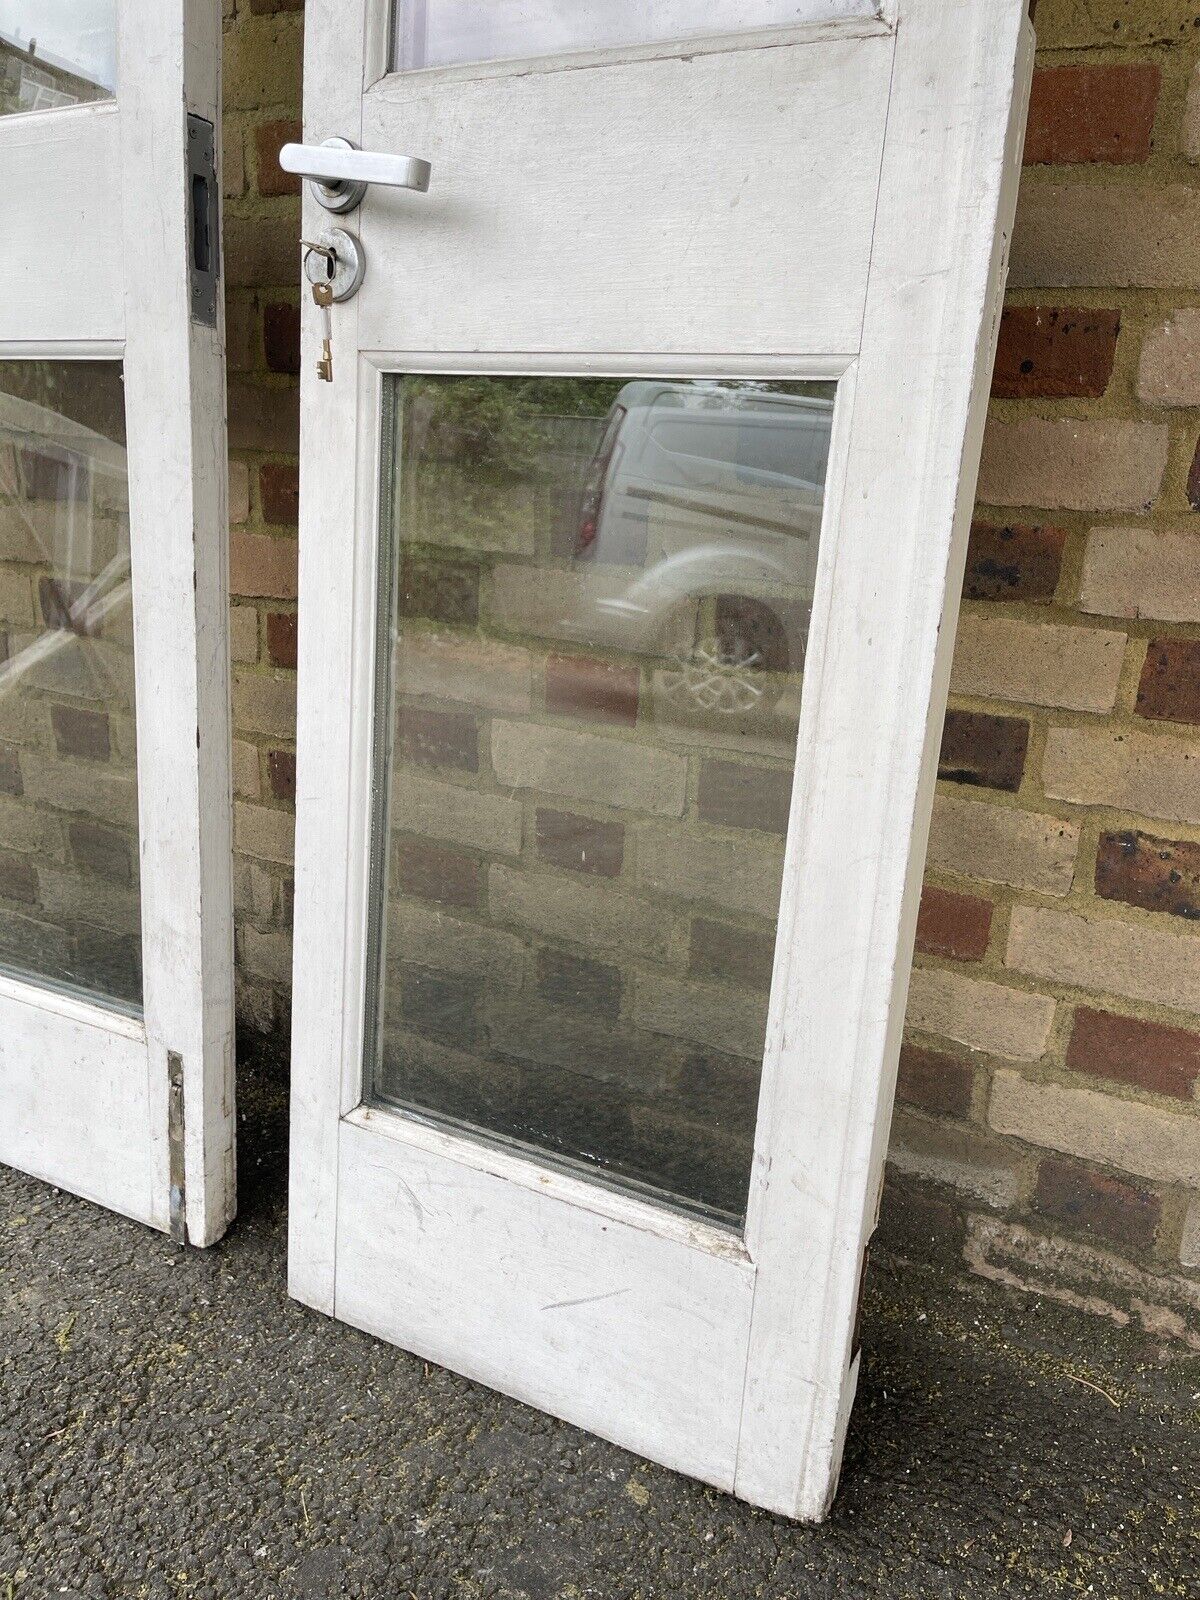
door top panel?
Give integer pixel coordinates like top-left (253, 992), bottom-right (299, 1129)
top-left (358, 33), bottom-right (893, 357)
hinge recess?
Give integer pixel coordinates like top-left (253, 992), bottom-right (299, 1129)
top-left (167, 1050), bottom-right (188, 1245)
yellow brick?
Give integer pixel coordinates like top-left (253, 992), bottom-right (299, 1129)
top-left (906, 967), bottom-right (1055, 1062)
top-left (989, 1070), bottom-right (1200, 1188)
top-left (1007, 905), bottom-right (1200, 1015)
top-left (1079, 527), bottom-right (1200, 624)
top-left (950, 615), bottom-right (1125, 714)
top-left (977, 420), bottom-right (1168, 513)
top-left (1137, 311), bottom-right (1200, 407)
top-left (1010, 181), bottom-right (1200, 290)
top-left (1042, 727), bottom-right (1200, 826)
top-left (927, 794), bottom-right (1078, 896)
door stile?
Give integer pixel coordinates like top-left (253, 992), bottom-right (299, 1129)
top-left (119, 0), bottom-right (234, 1245)
top-left (733, 0), bottom-right (1034, 1518)
top-left (287, 0), bottom-right (373, 1310)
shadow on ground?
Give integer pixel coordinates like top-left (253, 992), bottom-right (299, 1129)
top-left (1, 1039), bottom-right (1197, 1599)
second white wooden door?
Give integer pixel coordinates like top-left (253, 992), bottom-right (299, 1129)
top-left (0, 1), bottom-right (234, 1245)
top-left (290, 0), bottom-right (1032, 1518)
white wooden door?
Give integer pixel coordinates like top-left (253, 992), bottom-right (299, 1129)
top-left (289, 0), bottom-right (1032, 1517)
top-left (0, 2), bottom-right (234, 1245)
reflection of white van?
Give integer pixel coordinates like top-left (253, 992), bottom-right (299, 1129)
top-left (569, 381), bottom-right (834, 715)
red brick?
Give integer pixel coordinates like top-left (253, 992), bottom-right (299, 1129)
top-left (398, 969), bottom-right (479, 1049)
top-left (398, 554), bottom-right (479, 627)
top-left (963, 522), bottom-right (1066, 603)
top-left (267, 749), bottom-right (296, 802)
top-left (534, 808), bottom-right (624, 878)
top-left (1137, 639), bottom-right (1200, 726)
top-left (896, 1044), bottom-right (974, 1120)
top-left (396, 706), bottom-right (479, 773)
top-left (1067, 1006), bottom-right (1200, 1101)
top-left (1033, 1156), bottom-right (1160, 1254)
top-left (0, 744), bottom-right (22, 796)
top-left (938, 710), bottom-right (1029, 793)
top-left (697, 759), bottom-right (793, 835)
top-left (231, 533), bottom-right (298, 603)
top-left (915, 887), bottom-right (993, 962)
top-left (395, 841), bottom-right (481, 910)
top-left (259, 462), bottom-right (299, 525)
top-left (51, 704), bottom-right (110, 762)
top-left (713, 594), bottom-right (793, 673)
top-left (876, 1178), bottom-right (967, 1263)
top-left (1096, 829), bottom-right (1200, 920)
top-left (69, 819), bottom-right (131, 884)
top-left (992, 307), bottom-right (1119, 398)
top-left (0, 851), bottom-right (37, 904)
top-left (535, 947), bottom-right (622, 1019)
top-left (253, 119), bottom-right (302, 198)
top-left (39, 577), bottom-right (101, 637)
top-left (545, 653), bottom-right (639, 727)
top-left (228, 383), bottom-right (299, 453)
top-left (263, 302), bottom-right (301, 375)
top-left (689, 917), bottom-right (776, 991)
top-left (265, 611), bottom-right (298, 669)
top-left (1024, 65), bottom-right (1160, 166)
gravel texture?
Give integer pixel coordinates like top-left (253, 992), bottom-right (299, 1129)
top-left (1, 1042), bottom-right (1197, 1598)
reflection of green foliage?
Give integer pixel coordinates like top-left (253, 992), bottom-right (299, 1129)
top-left (404, 376), bottom-right (623, 478)
top-left (403, 461), bottom-right (550, 557)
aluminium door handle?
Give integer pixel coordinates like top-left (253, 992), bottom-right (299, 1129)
top-left (279, 136), bottom-right (432, 214)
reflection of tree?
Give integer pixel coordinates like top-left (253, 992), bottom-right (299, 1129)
top-left (398, 377), bottom-right (622, 561)
top-left (405, 377), bottom-right (622, 476)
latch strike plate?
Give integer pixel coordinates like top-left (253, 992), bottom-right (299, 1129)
top-left (186, 114), bottom-right (220, 328)
top-left (167, 1050), bottom-right (188, 1245)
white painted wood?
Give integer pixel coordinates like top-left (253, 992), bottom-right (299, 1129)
top-left (0, 2), bottom-right (234, 1245)
top-left (356, 34), bottom-right (892, 359)
top-left (290, 0), bottom-right (1032, 1518)
top-left (0, 978), bottom-right (152, 1226)
top-left (120, 0), bottom-right (234, 1248)
top-left (735, 2), bottom-right (1035, 1519)
top-left (0, 104), bottom-right (124, 343)
top-left (287, 0), bottom-right (371, 1311)
top-left (338, 1109), bottom-right (755, 1487)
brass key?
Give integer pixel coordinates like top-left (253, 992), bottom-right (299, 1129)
top-left (312, 279), bottom-right (334, 382)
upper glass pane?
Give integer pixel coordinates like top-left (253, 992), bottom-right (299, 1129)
top-left (367, 374), bottom-right (834, 1227)
top-left (392, 0), bottom-right (879, 73)
top-left (0, 361), bottom-right (141, 1009)
top-left (0, 0), bottom-right (116, 117)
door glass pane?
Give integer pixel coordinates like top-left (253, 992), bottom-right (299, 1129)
top-left (367, 374), bottom-right (833, 1226)
top-left (0, 1), bottom-right (117, 116)
top-left (0, 361), bottom-right (141, 1008)
top-left (392, 0), bottom-right (879, 73)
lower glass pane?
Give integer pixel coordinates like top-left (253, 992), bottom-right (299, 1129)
top-left (368, 374), bottom-right (834, 1225)
top-left (0, 361), bottom-right (141, 1007)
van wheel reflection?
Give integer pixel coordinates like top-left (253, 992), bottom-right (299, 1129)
top-left (656, 598), bottom-right (789, 718)
top-left (661, 632), bottom-right (767, 715)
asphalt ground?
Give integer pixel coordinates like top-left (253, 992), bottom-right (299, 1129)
top-left (2, 1040), bottom-right (1197, 1599)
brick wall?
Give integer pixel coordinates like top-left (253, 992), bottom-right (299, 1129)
top-left (221, 0), bottom-right (1200, 1340)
